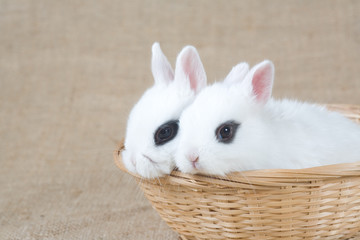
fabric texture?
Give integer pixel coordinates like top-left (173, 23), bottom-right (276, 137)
top-left (1, 0), bottom-right (359, 239)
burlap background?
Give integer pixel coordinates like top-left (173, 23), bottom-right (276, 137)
top-left (1, 1), bottom-right (359, 239)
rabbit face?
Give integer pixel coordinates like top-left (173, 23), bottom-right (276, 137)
top-left (122, 43), bottom-right (207, 178)
top-left (175, 61), bottom-right (275, 175)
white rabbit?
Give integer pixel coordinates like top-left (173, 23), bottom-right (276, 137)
top-left (175, 60), bottom-right (360, 175)
top-left (122, 43), bottom-right (207, 178)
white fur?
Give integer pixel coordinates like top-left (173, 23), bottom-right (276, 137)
top-left (122, 43), bottom-right (206, 178)
top-left (175, 60), bottom-right (360, 175)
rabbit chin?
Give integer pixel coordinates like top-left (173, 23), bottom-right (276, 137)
top-left (176, 156), bottom-right (229, 176)
top-left (122, 150), bottom-right (174, 179)
top-left (136, 159), bottom-right (173, 179)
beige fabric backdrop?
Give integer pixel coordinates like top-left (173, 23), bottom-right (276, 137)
top-left (1, 0), bottom-right (359, 239)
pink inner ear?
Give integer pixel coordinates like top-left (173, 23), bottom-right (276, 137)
top-left (252, 65), bottom-right (272, 103)
top-left (182, 52), bottom-right (199, 91)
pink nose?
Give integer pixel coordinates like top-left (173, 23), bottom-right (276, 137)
top-left (187, 153), bottom-right (199, 169)
top-left (189, 155), bottom-right (199, 163)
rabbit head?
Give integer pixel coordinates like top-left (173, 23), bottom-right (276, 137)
top-left (175, 60), bottom-right (275, 175)
top-left (122, 43), bottom-right (207, 178)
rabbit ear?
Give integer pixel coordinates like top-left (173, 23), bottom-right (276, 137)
top-left (174, 46), bottom-right (207, 93)
top-left (151, 42), bottom-right (174, 85)
top-left (223, 62), bottom-right (250, 85)
top-left (244, 60), bottom-right (274, 104)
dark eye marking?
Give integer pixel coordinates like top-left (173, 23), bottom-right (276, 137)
top-left (154, 120), bottom-right (179, 146)
top-left (215, 121), bottom-right (240, 144)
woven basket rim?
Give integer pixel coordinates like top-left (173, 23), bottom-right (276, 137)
top-left (115, 104), bottom-right (360, 187)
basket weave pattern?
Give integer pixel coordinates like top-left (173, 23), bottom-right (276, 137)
top-left (115, 104), bottom-right (360, 240)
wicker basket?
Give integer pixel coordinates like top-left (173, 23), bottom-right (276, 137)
top-left (114, 104), bottom-right (360, 240)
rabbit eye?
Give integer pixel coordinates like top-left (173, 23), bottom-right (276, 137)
top-left (215, 121), bottom-right (240, 143)
top-left (154, 120), bottom-right (179, 146)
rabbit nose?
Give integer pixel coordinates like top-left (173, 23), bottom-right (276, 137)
top-left (189, 155), bottom-right (199, 163)
top-left (130, 154), bottom-right (136, 166)
top-left (187, 153), bottom-right (199, 169)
